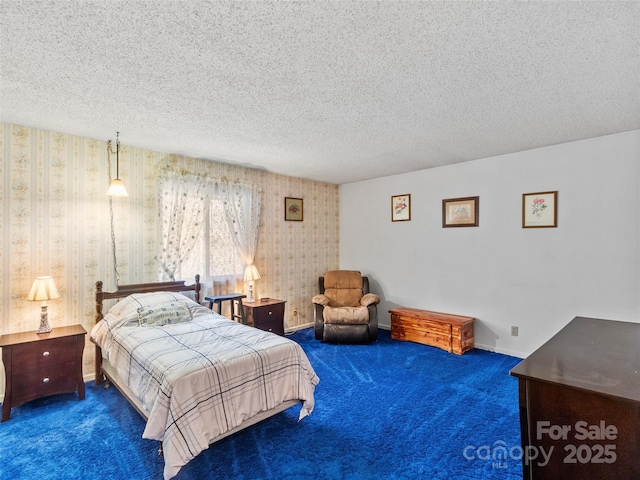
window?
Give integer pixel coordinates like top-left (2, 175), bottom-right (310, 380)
top-left (179, 196), bottom-right (244, 284)
top-left (158, 172), bottom-right (260, 292)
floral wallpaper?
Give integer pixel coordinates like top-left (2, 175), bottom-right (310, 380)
top-left (0, 123), bottom-right (339, 393)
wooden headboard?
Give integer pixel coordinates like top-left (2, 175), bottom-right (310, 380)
top-left (94, 275), bottom-right (201, 383)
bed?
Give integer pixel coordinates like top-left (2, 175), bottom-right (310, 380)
top-left (90, 276), bottom-right (319, 479)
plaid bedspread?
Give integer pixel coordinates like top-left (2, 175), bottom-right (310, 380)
top-left (91, 307), bottom-right (319, 479)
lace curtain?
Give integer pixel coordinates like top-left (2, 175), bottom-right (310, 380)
top-left (220, 182), bottom-right (262, 277)
top-left (158, 169), bottom-right (261, 288)
top-left (157, 170), bottom-right (212, 281)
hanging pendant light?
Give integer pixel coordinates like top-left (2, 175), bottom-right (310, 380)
top-left (106, 131), bottom-right (129, 196)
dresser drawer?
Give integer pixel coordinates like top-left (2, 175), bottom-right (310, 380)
top-left (12, 361), bottom-right (79, 405)
top-left (10, 336), bottom-right (78, 373)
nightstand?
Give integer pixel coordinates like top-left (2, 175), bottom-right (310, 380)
top-left (243, 299), bottom-right (286, 336)
top-left (1, 324), bottom-right (86, 421)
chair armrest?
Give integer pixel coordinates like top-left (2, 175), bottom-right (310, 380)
top-left (360, 293), bottom-right (380, 306)
top-left (312, 294), bottom-right (331, 306)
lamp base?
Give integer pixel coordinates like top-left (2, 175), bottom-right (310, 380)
top-left (247, 283), bottom-right (255, 303)
top-left (37, 306), bottom-right (52, 334)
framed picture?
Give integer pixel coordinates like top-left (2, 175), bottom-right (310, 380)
top-left (522, 191), bottom-right (557, 228)
top-left (442, 196), bottom-right (479, 227)
top-left (284, 197), bottom-right (303, 221)
top-left (391, 194), bottom-right (411, 222)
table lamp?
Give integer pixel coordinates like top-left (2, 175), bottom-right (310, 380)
top-left (244, 265), bottom-right (261, 303)
top-left (27, 276), bottom-right (60, 334)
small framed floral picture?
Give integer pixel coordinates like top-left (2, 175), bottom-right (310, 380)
top-left (442, 196), bottom-right (479, 227)
top-left (391, 194), bottom-right (411, 222)
top-left (522, 191), bottom-right (557, 228)
top-left (285, 197), bottom-right (303, 221)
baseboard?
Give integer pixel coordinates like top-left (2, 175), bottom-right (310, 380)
top-left (284, 322), bottom-right (314, 334)
top-left (473, 343), bottom-right (524, 359)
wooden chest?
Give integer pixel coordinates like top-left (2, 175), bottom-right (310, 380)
top-left (389, 308), bottom-right (474, 355)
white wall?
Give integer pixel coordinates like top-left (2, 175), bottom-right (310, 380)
top-left (339, 130), bottom-right (640, 358)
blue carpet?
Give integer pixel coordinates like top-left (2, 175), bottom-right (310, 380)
top-left (0, 329), bottom-right (523, 479)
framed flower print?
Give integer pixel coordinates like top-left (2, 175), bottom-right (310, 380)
top-left (392, 194), bottom-right (411, 222)
top-left (285, 197), bottom-right (303, 221)
top-left (522, 191), bottom-right (557, 228)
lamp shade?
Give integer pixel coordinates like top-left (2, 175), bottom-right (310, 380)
top-left (244, 264), bottom-right (261, 282)
top-left (27, 276), bottom-right (60, 302)
top-left (106, 178), bottom-right (129, 196)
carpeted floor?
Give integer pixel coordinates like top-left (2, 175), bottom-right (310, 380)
top-left (0, 328), bottom-right (523, 479)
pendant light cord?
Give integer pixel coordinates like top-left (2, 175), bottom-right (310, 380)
top-left (109, 197), bottom-right (120, 286)
top-left (107, 138), bottom-right (121, 286)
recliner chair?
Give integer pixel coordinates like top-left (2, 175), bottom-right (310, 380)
top-left (312, 270), bottom-right (379, 343)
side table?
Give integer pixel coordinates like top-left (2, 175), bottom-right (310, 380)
top-left (1, 324), bottom-right (86, 421)
top-left (205, 293), bottom-right (247, 324)
top-left (243, 299), bottom-right (286, 336)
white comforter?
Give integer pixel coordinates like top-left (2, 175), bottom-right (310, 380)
top-left (91, 293), bottom-right (319, 479)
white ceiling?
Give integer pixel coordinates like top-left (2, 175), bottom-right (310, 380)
top-left (1, 1), bottom-right (639, 185)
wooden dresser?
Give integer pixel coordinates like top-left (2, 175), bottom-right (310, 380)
top-left (1, 324), bottom-right (86, 421)
top-left (510, 317), bottom-right (640, 479)
top-left (243, 299), bottom-right (286, 336)
top-left (389, 308), bottom-right (474, 355)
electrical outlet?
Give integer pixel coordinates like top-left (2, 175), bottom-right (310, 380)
top-left (291, 308), bottom-right (298, 317)
top-left (511, 326), bottom-right (519, 337)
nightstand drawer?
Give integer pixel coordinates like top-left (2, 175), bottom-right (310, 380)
top-left (11, 336), bottom-right (78, 373)
top-left (12, 361), bottom-right (79, 405)
top-left (256, 316), bottom-right (285, 335)
top-left (253, 303), bottom-right (284, 324)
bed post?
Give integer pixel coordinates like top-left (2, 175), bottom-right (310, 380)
top-left (195, 274), bottom-right (201, 303)
top-left (95, 280), bottom-right (105, 385)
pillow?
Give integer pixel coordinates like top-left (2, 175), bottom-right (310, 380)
top-left (108, 291), bottom-right (200, 327)
top-left (137, 301), bottom-right (192, 327)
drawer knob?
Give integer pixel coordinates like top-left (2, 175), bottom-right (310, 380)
top-left (42, 351), bottom-right (50, 357)
top-left (268, 311), bottom-right (273, 315)
top-left (42, 377), bottom-right (50, 384)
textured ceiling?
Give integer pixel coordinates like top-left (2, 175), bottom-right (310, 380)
top-left (1, 1), bottom-right (639, 184)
